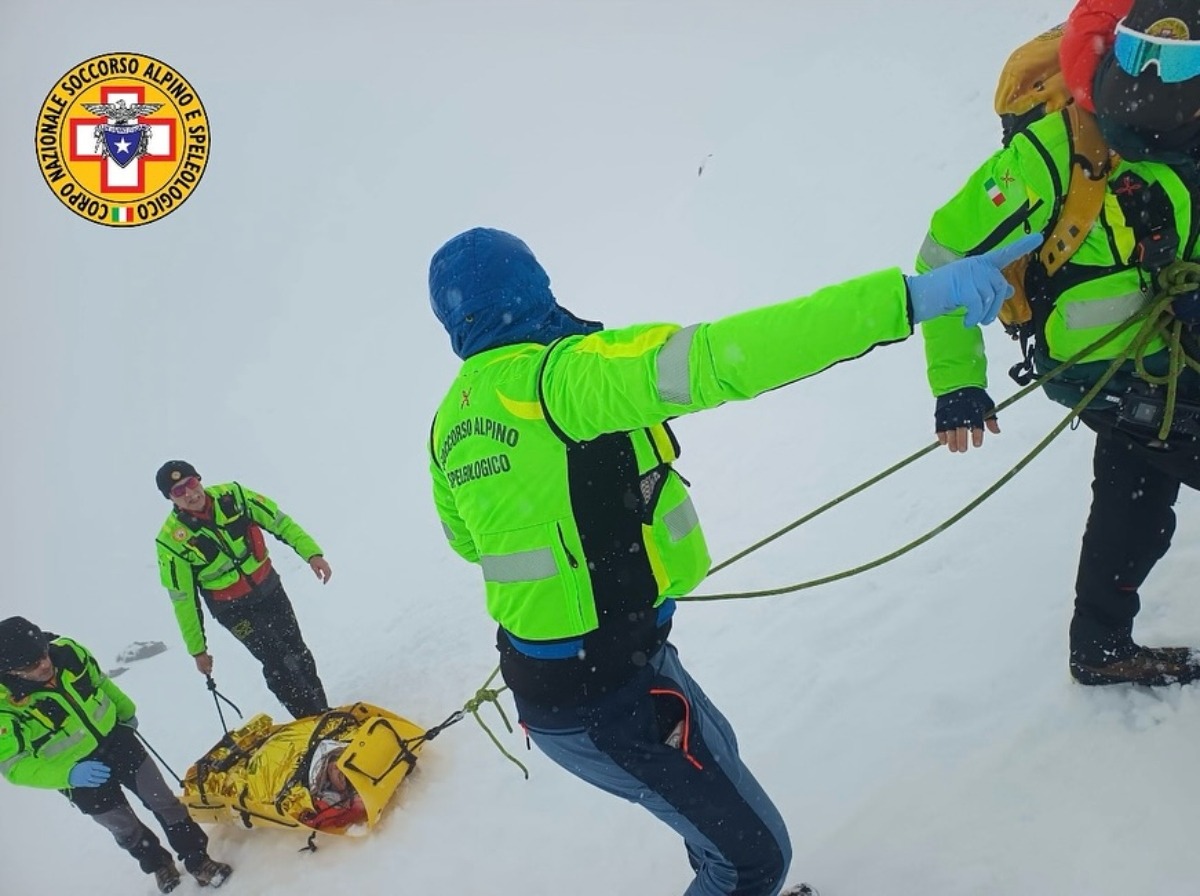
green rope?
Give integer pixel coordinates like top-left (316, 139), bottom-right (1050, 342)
top-left (685, 345), bottom-right (1131, 601)
top-left (1127, 262), bottom-right (1200, 438)
top-left (686, 268), bottom-right (1200, 602)
top-left (461, 666), bottom-right (529, 779)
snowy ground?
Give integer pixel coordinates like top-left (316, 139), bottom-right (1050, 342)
top-left (3, 2), bottom-right (1200, 894)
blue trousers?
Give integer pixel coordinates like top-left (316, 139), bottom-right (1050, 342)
top-left (521, 643), bottom-right (791, 896)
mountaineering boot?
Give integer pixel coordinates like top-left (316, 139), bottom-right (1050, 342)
top-left (154, 862), bottom-right (181, 894)
top-left (190, 857), bottom-right (233, 888)
top-left (781, 886), bottom-right (819, 896)
top-left (1070, 644), bottom-right (1200, 686)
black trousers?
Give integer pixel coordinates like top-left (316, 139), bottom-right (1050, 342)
top-left (209, 580), bottom-right (328, 718)
top-left (1070, 414), bottom-right (1200, 662)
top-left (65, 725), bottom-right (208, 874)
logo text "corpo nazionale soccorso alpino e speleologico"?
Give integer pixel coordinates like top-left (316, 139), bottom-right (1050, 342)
top-left (35, 52), bottom-right (209, 227)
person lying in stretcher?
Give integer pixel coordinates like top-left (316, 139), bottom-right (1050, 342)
top-left (303, 740), bottom-right (367, 832)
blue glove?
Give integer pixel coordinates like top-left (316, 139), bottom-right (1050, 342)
top-left (935, 387), bottom-right (997, 432)
top-left (907, 233), bottom-right (1044, 327)
top-left (119, 714), bottom-right (138, 730)
top-left (68, 760), bottom-right (111, 788)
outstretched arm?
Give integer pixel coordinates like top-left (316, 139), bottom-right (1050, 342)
top-left (543, 243), bottom-right (1038, 444)
top-left (542, 269), bottom-right (913, 443)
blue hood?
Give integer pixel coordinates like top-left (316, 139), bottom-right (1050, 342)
top-left (429, 228), bottom-right (602, 359)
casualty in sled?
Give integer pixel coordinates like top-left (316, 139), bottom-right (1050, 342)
top-left (181, 702), bottom-right (425, 836)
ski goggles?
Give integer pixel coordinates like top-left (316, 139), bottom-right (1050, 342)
top-left (1113, 19), bottom-right (1200, 83)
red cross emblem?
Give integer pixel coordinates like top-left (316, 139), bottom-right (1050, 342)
top-left (1113, 175), bottom-right (1142, 197)
top-left (69, 85), bottom-right (176, 193)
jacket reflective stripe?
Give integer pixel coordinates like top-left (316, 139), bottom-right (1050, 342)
top-left (664, 495), bottom-right (700, 542)
top-left (40, 730), bottom-right (87, 758)
top-left (0, 751), bottom-right (28, 775)
top-left (480, 549), bottom-right (558, 584)
top-left (918, 232), bottom-right (962, 270)
top-left (656, 326), bottom-right (697, 405)
top-left (200, 559), bottom-right (236, 579)
top-left (1064, 291), bottom-right (1148, 329)
top-left (90, 694), bottom-right (112, 724)
top-left (441, 521), bottom-right (456, 541)
top-left (167, 588), bottom-right (190, 603)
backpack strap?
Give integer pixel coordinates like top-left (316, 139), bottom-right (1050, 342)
top-left (1000, 105), bottom-right (1112, 332)
top-left (1110, 171), bottom-right (1180, 277)
top-left (1041, 105), bottom-right (1113, 275)
top-left (1001, 106), bottom-right (1113, 385)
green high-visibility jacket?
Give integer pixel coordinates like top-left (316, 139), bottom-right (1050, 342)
top-left (155, 482), bottom-right (323, 656)
top-left (431, 268), bottom-right (913, 644)
top-left (917, 109), bottom-right (1200, 401)
top-left (0, 637), bottom-right (135, 790)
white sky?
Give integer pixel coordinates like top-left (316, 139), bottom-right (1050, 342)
top-left (4, 2), bottom-right (1200, 894)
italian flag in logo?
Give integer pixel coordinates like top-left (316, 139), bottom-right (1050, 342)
top-left (984, 178), bottom-right (1006, 207)
top-left (111, 206), bottom-right (133, 223)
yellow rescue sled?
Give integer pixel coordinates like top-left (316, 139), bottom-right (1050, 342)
top-left (181, 702), bottom-right (425, 835)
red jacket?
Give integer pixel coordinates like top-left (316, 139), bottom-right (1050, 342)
top-left (1061, 0), bottom-right (1132, 110)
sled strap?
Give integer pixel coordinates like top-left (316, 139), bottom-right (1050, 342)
top-left (206, 676), bottom-right (243, 735)
top-left (135, 731), bottom-right (183, 787)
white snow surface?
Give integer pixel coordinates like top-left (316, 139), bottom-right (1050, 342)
top-left (3, 2), bottom-right (1200, 894)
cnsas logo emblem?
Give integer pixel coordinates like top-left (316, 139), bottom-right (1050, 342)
top-left (35, 52), bottom-right (209, 227)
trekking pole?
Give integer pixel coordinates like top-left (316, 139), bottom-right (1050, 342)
top-left (134, 730), bottom-right (184, 787)
top-left (205, 675), bottom-right (243, 735)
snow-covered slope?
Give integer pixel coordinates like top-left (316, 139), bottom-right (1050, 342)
top-left (3, 2), bottom-right (1199, 894)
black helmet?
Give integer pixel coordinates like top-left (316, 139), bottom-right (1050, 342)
top-left (0, 616), bottom-right (49, 672)
top-left (156, 460), bottom-right (199, 498)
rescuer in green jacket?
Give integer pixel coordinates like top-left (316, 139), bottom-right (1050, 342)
top-left (154, 460), bottom-right (331, 718)
top-left (427, 226), bottom-right (1038, 896)
top-left (916, 0), bottom-right (1200, 686)
top-left (0, 616), bottom-right (231, 892)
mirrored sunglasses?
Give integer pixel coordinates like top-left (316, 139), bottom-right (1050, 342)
top-left (1114, 20), bottom-right (1200, 83)
top-left (170, 476), bottom-right (200, 498)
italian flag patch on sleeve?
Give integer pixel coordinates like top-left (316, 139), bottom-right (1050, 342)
top-left (984, 178), bottom-right (1006, 207)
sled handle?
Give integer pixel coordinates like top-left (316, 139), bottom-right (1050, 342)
top-left (342, 718), bottom-right (419, 786)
